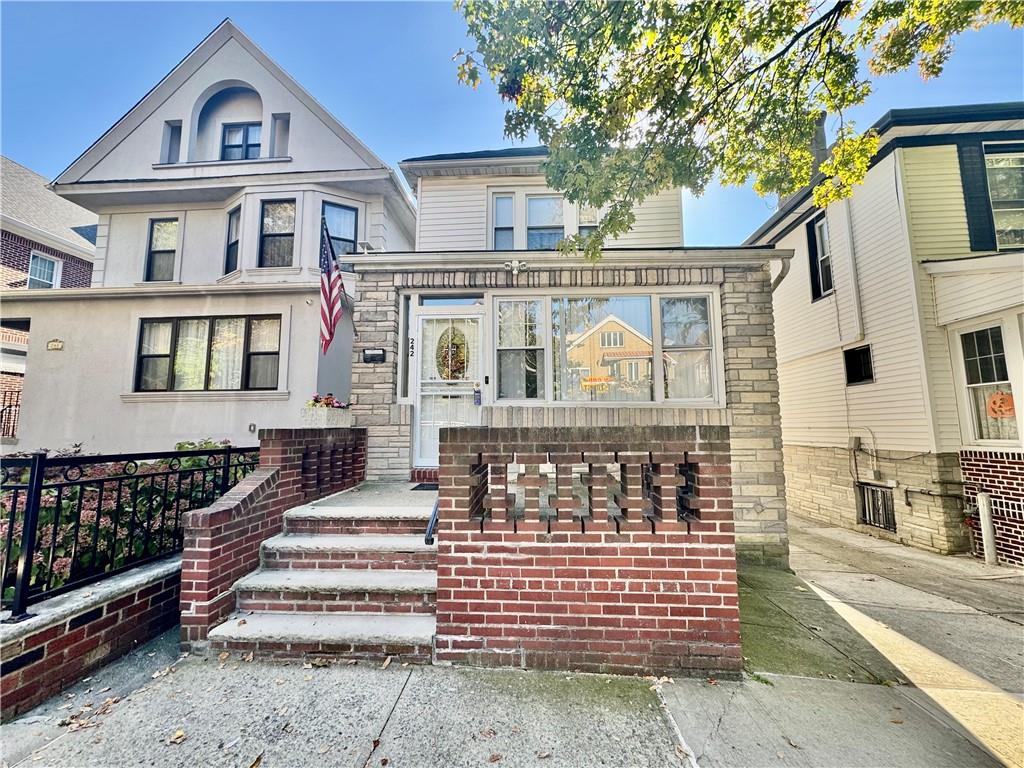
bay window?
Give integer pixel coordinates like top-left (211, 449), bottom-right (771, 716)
top-left (323, 201), bottom-right (358, 257)
top-left (258, 200), bottom-right (295, 267)
top-left (135, 315), bottom-right (280, 392)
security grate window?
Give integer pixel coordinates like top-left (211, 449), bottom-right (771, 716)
top-left (856, 483), bottom-right (896, 532)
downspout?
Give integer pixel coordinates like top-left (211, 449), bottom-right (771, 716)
top-left (770, 257), bottom-right (790, 292)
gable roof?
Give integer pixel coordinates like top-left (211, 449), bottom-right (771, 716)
top-left (1, 156), bottom-right (96, 260)
top-left (745, 101), bottom-right (1024, 245)
top-left (53, 19), bottom-right (392, 185)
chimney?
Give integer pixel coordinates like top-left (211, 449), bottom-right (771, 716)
top-left (777, 112), bottom-right (829, 211)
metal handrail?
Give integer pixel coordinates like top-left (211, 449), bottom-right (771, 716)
top-left (424, 498), bottom-right (440, 545)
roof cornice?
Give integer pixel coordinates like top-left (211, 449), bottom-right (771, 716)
top-left (0, 282), bottom-right (317, 302)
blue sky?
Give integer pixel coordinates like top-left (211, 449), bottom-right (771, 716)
top-left (2, 2), bottom-right (1021, 244)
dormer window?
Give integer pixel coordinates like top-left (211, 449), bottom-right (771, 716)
top-left (221, 122), bottom-right (261, 161)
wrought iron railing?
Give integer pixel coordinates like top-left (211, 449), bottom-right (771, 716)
top-left (1, 391), bottom-right (20, 438)
top-left (1, 445), bottom-right (258, 620)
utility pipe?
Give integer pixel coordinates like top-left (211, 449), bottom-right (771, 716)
top-left (977, 492), bottom-right (998, 566)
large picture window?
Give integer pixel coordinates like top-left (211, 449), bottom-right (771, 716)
top-left (553, 296), bottom-right (653, 402)
top-left (496, 300), bottom-right (544, 399)
top-left (135, 315), bottom-right (281, 392)
top-left (323, 201), bottom-right (358, 257)
top-left (960, 325), bottom-right (1018, 441)
top-left (984, 149), bottom-right (1024, 249)
top-left (258, 200), bottom-right (295, 268)
top-left (145, 219), bottom-right (178, 282)
top-left (493, 291), bottom-right (720, 404)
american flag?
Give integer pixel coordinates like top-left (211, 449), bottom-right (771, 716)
top-left (319, 217), bottom-right (343, 354)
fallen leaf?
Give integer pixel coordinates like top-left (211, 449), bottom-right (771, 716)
top-left (168, 729), bottom-right (187, 745)
top-left (675, 744), bottom-right (689, 758)
top-left (303, 675), bottom-right (313, 682)
top-left (537, 751), bottom-right (551, 759)
top-left (890, 719), bottom-right (903, 725)
top-left (794, 585), bottom-right (808, 592)
top-left (302, 662), bottom-right (313, 670)
top-left (488, 754), bottom-right (502, 763)
top-left (707, 678), bottom-right (718, 686)
top-left (380, 760), bottom-right (390, 767)
top-left (372, 739), bottom-right (380, 750)
top-left (346, 659), bottom-right (357, 665)
top-left (243, 651), bottom-right (254, 663)
top-left (480, 728), bottom-right (496, 738)
top-left (218, 652), bottom-right (230, 663)
top-left (238, 619), bottom-right (247, 626)
top-left (786, 737), bottom-right (801, 749)
top-left (99, 687), bottom-right (111, 693)
top-left (381, 656), bottom-right (392, 670)
top-left (311, 658), bottom-right (330, 668)
top-left (274, 679), bottom-right (285, 685)
top-left (248, 751), bottom-right (264, 768)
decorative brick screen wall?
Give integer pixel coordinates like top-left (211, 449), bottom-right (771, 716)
top-left (961, 450), bottom-right (1024, 566)
top-left (179, 427), bottom-right (366, 648)
top-left (433, 425), bottom-right (742, 676)
top-left (1, 560), bottom-right (180, 722)
top-left (1, 230), bottom-right (93, 289)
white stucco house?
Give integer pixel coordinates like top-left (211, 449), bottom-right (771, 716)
top-left (747, 102), bottom-right (1024, 565)
top-left (2, 19), bottom-right (414, 452)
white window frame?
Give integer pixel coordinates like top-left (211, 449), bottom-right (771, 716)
top-left (488, 286), bottom-right (725, 408)
top-left (814, 217), bottom-right (834, 297)
top-left (948, 308), bottom-right (1024, 448)
top-left (494, 297), bottom-right (548, 401)
top-left (599, 330), bottom-right (624, 348)
top-left (27, 251), bottom-right (61, 289)
top-left (525, 193), bottom-right (565, 250)
top-left (491, 192), bottom-right (515, 251)
top-left (489, 187), bottom-right (601, 249)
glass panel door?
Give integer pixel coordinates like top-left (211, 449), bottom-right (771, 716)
top-left (415, 316), bottom-right (481, 466)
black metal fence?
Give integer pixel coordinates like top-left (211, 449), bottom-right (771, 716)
top-left (1, 391), bottom-right (20, 438)
top-left (1, 445), bottom-right (259, 620)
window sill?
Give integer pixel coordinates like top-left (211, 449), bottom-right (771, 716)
top-left (121, 390), bottom-right (290, 403)
top-left (151, 157), bottom-right (292, 170)
top-left (248, 266), bottom-right (303, 276)
top-left (810, 291), bottom-right (835, 304)
top-left (217, 270), bottom-right (242, 284)
top-left (487, 400), bottom-right (725, 410)
top-left (134, 280), bottom-right (181, 287)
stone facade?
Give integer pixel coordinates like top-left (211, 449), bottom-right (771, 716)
top-left (350, 260), bottom-right (789, 567)
top-left (783, 444), bottom-right (969, 554)
top-left (961, 450), bottom-right (1024, 567)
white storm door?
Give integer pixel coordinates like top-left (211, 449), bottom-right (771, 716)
top-left (414, 315), bottom-right (482, 466)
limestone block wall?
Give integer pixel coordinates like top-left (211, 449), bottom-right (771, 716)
top-left (783, 444), bottom-right (968, 554)
top-left (349, 261), bottom-right (788, 567)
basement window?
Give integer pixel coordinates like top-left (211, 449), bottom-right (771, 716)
top-left (856, 483), bottom-right (896, 533)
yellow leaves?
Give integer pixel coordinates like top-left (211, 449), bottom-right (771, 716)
top-left (167, 729), bottom-right (186, 745)
top-left (812, 128), bottom-right (880, 208)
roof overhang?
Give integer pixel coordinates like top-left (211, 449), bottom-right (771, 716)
top-left (921, 251), bottom-right (1024, 276)
top-left (745, 102), bottom-right (1024, 246)
top-left (1, 215), bottom-right (95, 262)
top-left (347, 246), bottom-right (787, 272)
top-left (399, 154), bottom-right (549, 190)
top-left (0, 281), bottom-right (318, 307)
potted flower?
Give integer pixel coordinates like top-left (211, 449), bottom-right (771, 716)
top-left (302, 392), bottom-right (353, 428)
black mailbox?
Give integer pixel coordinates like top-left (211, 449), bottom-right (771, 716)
top-left (362, 348), bottom-right (386, 364)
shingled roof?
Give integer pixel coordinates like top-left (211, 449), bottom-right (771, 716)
top-left (1, 156), bottom-right (97, 258)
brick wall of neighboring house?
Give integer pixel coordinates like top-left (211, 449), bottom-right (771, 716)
top-left (961, 450), bottom-right (1024, 566)
top-left (1, 230), bottom-right (93, 289)
top-left (179, 427), bottom-right (367, 649)
top-left (432, 425), bottom-right (742, 677)
top-left (0, 372), bottom-right (24, 392)
top-left (350, 262), bottom-right (789, 568)
top-left (0, 560), bottom-right (180, 722)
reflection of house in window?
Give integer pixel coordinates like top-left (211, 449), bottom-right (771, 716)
top-left (565, 314), bottom-right (653, 401)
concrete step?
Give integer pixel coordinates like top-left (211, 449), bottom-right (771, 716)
top-left (261, 534), bottom-right (437, 571)
top-left (234, 568), bottom-right (437, 614)
top-left (207, 611), bottom-right (435, 662)
top-left (284, 505), bottom-right (433, 535)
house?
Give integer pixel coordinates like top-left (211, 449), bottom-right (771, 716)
top-left (0, 20), bottom-right (414, 453)
top-left (338, 146), bottom-right (793, 566)
top-left (1, 156), bottom-right (97, 440)
top-left (747, 102), bottom-right (1024, 565)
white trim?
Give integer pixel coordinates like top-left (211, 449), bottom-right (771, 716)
top-left (922, 251), bottom-right (1024, 275)
top-left (26, 251), bottom-right (62, 290)
top-left (120, 390), bottom-right (290, 403)
top-left (947, 309), bottom-right (1024, 449)
top-left (152, 156), bottom-right (292, 170)
top-left (1, 215), bottom-right (95, 262)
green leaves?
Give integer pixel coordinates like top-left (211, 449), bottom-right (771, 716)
top-left (455, 0), bottom-right (1020, 250)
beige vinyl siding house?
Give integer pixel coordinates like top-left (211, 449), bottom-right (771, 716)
top-left (749, 102), bottom-right (1024, 562)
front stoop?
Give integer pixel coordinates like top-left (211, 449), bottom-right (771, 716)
top-left (208, 495), bottom-right (436, 662)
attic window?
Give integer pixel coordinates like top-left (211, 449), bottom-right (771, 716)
top-left (222, 123), bottom-right (261, 161)
top-left (161, 122), bottom-right (182, 164)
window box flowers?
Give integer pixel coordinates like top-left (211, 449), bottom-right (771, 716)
top-left (302, 393), bottom-right (353, 428)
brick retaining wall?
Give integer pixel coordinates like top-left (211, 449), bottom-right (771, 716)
top-left (1, 559), bottom-right (180, 721)
top-left (179, 427), bottom-right (366, 648)
top-left (961, 450), bottom-right (1024, 567)
top-left (433, 425), bottom-right (742, 676)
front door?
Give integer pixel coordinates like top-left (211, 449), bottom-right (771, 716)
top-left (414, 315), bottom-right (482, 466)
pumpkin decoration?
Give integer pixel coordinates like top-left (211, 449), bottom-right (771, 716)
top-left (986, 390), bottom-right (1016, 419)
top-left (436, 325), bottom-right (468, 380)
